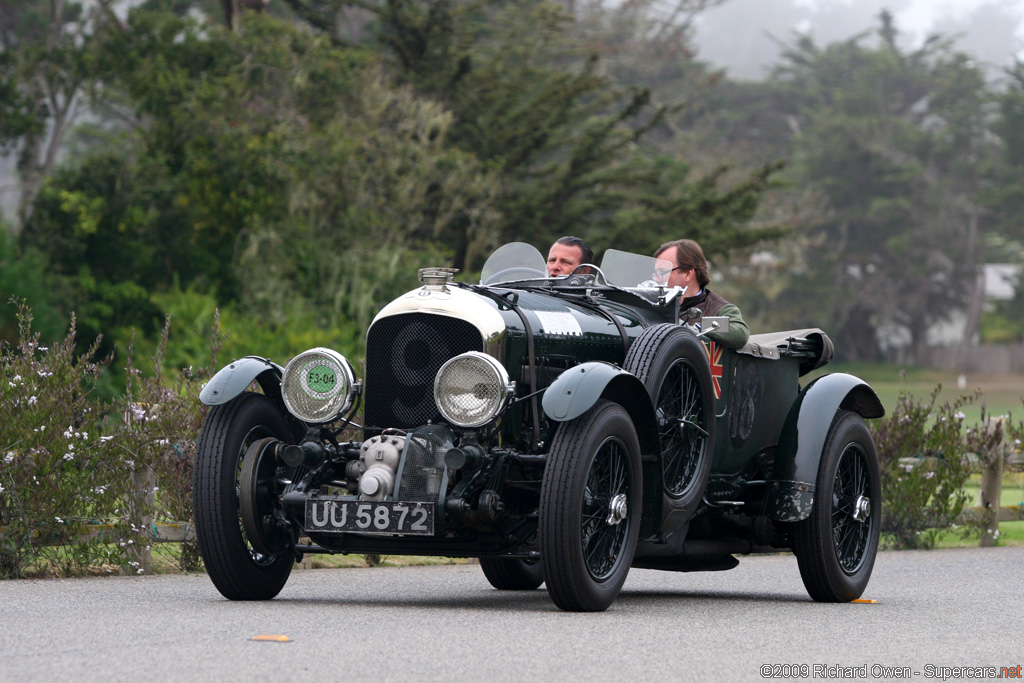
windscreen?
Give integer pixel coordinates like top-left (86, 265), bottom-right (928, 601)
top-left (479, 243), bottom-right (548, 284)
top-left (599, 249), bottom-right (675, 288)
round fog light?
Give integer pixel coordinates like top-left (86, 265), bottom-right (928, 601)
top-left (282, 348), bottom-right (356, 424)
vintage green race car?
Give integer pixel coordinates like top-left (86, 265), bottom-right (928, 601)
top-left (193, 243), bottom-right (884, 612)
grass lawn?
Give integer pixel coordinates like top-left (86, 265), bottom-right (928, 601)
top-left (309, 554), bottom-right (472, 569)
top-left (965, 471), bottom-right (1024, 507)
top-left (949, 471), bottom-right (1024, 547)
top-left (808, 361), bottom-right (1024, 425)
top-left (930, 520), bottom-right (1024, 548)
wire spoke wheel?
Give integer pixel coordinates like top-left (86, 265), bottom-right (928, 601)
top-left (580, 438), bottom-right (631, 580)
top-left (794, 410), bottom-right (881, 602)
top-left (657, 358), bottom-right (710, 497)
top-left (240, 435), bottom-right (299, 559)
top-left (541, 400), bottom-right (642, 612)
top-left (624, 323), bottom-right (714, 507)
top-left (830, 442), bottom-right (873, 574)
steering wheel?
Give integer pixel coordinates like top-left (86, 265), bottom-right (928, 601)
top-left (558, 265), bottom-right (607, 287)
top-left (564, 273), bottom-right (596, 287)
top-left (482, 267), bottom-right (547, 285)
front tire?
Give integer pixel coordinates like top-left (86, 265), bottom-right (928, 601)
top-left (793, 410), bottom-right (881, 602)
top-left (479, 557), bottom-right (544, 591)
top-left (540, 400), bottom-right (642, 612)
top-left (193, 392), bottom-right (295, 600)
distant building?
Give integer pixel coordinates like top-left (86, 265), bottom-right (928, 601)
top-left (878, 264), bottom-right (1022, 358)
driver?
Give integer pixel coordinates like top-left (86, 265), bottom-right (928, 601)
top-left (654, 238), bottom-right (750, 349)
top-left (546, 236), bottom-right (593, 278)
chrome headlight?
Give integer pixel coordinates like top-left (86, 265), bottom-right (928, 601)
top-left (281, 348), bottom-right (356, 424)
top-left (433, 352), bottom-right (513, 428)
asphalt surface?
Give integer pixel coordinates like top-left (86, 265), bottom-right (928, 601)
top-left (2, 547), bottom-right (1022, 682)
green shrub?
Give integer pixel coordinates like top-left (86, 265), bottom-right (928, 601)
top-left (870, 387), bottom-right (978, 549)
top-left (0, 301), bottom-right (222, 577)
top-left (0, 229), bottom-right (66, 346)
top-left (0, 302), bottom-right (136, 577)
top-left (130, 282), bottom-right (363, 377)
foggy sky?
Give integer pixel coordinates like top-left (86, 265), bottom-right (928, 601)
top-left (693, 0), bottom-right (1024, 80)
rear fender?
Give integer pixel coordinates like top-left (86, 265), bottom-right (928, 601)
top-left (542, 361), bottom-right (663, 535)
top-left (768, 373), bottom-right (884, 522)
top-left (200, 356), bottom-right (285, 406)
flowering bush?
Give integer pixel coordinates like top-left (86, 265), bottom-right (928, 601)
top-left (116, 316), bottom-right (217, 571)
top-left (0, 302), bottom-right (217, 577)
top-left (0, 303), bottom-right (130, 576)
top-left (870, 387), bottom-right (978, 549)
top-left (1003, 417), bottom-right (1024, 473)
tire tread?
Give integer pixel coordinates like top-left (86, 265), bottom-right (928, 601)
top-left (540, 400), bottom-right (641, 612)
top-left (193, 392), bottom-right (293, 601)
top-left (793, 410), bottom-right (880, 602)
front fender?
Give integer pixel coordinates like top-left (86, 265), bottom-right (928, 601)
top-left (199, 356), bottom-right (285, 406)
top-left (768, 373), bottom-right (884, 522)
top-left (542, 361), bottom-right (663, 536)
top-left (542, 362), bottom-right (657, 453)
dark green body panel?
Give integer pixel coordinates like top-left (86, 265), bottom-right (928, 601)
top-left (478, 289), bottom-right (670, 451)
top-left (703, 340), bottom-right (801, 477)
top-left (488, 290), bottom-right (669, 364)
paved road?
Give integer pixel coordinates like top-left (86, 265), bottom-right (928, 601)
top-left (2, 547), bottom-right (1022, 682)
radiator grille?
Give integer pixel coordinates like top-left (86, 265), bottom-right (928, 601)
top-left (365, 313), bottom-right (484, 430)
top-left (395, 425), bottom-right (455, 502)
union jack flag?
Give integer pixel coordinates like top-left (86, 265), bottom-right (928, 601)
top-left (702, 340), bottom-right (724, 399)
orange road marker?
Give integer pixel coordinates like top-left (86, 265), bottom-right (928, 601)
top-left (852, 599), bottom-right (878, 604)
top-left (251, 635), bottom-right (292, 642)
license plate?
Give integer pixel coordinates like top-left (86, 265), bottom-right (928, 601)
top-left (304, 498), bottom-right (435, 535)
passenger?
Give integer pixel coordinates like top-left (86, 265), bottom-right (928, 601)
top-left (546, 236), bottom-right (593, 278)
top-left (654, 239), bottom-right (750, 349)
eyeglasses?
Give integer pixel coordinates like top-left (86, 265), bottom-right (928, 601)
top-left (652, 266), bottom-right (684, 279)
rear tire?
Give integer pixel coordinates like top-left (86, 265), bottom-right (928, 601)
top-left (540, 400), bottom-right (642, 612)
top-left (479, 557), bottom-right (544, 591)
top-left (793, 410), bottom-right (881, 602)
top-left (623, 323), bottom-right (714, 506)
top-left (193, 392), bottom-right (294, 600)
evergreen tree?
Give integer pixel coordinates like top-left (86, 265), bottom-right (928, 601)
top-left (284, 0), bottom-right (784, 267)
top-left (762, 12), bottom-right (992, 362)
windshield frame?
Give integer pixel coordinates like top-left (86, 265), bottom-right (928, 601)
top-left (478, 243), bottom-right (677, 291)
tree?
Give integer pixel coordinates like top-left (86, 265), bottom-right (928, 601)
top-left (762, 12), bottom-right (993, 362)
top-left (278, 0), bottom-right (784, 268)
top-left (22, 10), bottom-right (499, 343)
top-left (987, 61), bottom-right (1024, 238)
top-left (978, 60), bottom-right (1024, 343)
top-left (17, 1), bottom-right (786, 366)
top-left (0, 0), bottom-right (109, 229)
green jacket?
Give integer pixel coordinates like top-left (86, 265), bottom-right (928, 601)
top-left (704, 302), bottom-right (750, 350)
top-left (682, 289), bottom-right (750, 350)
